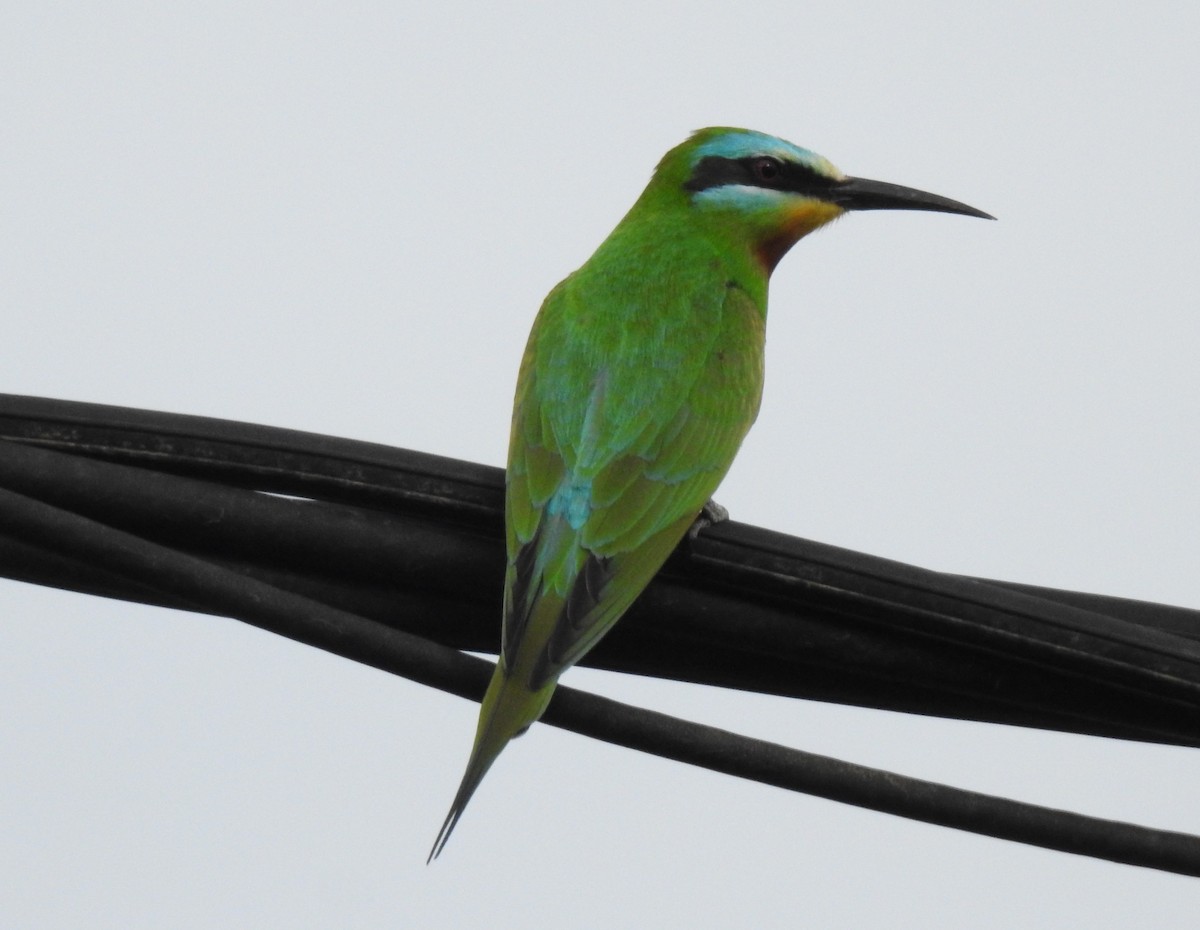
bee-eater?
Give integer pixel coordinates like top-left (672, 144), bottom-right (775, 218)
top-left (429, 127), bottom-right (991, 859)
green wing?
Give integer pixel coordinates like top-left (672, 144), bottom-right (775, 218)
top-left (503, 275), bottom-right (765, 691)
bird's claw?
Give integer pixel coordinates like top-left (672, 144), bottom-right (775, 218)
top-left (687, 499), bottom-right (729, 540)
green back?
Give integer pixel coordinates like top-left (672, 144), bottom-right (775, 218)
top-left (503, 174), bottom-right (770, 688)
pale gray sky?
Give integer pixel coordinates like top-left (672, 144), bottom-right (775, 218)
top-left (2, 3), bottom-right (1199, 927)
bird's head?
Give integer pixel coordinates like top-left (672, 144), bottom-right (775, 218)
top-left (651, 127), bottom-right (992, 273)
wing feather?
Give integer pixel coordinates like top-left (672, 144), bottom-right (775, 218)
top-left (503, 266), bottom-right (765, 690)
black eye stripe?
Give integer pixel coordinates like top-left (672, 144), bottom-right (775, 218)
top-left (684, 155), bottom-right (837, 196)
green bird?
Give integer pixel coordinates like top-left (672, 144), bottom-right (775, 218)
top-left (429, 127), bottom-right (991, 859)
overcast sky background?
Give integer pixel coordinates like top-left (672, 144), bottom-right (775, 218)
top-left (3, 3), bottom-right (1199, 927)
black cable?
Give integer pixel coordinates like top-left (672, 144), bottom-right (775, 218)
top-left (1, 483), bottom-right (1198, 875)
top-left (3, 412), bottom-right (1199, 747)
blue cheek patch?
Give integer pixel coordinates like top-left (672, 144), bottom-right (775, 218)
top-left (692, 183), bottom-right (793, 210)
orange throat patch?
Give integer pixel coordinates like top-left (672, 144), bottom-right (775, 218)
top-left (756, 201), bottom-right (844, 274)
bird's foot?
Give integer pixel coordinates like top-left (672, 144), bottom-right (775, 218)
top-left (687, 499), bottom-right (729, 540)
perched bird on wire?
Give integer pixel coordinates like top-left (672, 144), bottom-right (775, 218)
top-left (430, 126), bottom-right (991, 859)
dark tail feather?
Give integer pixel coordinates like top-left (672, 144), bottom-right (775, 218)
top-left (427, 747), bottom-right (498, 863)
top-left (427, 662), bottom-right (558, 862)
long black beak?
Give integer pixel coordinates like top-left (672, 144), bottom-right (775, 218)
top-left (830, 176), bottom-right (994, 220)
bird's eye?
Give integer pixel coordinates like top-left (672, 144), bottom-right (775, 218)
top-left (751, 158), bottom-right (782, 182)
